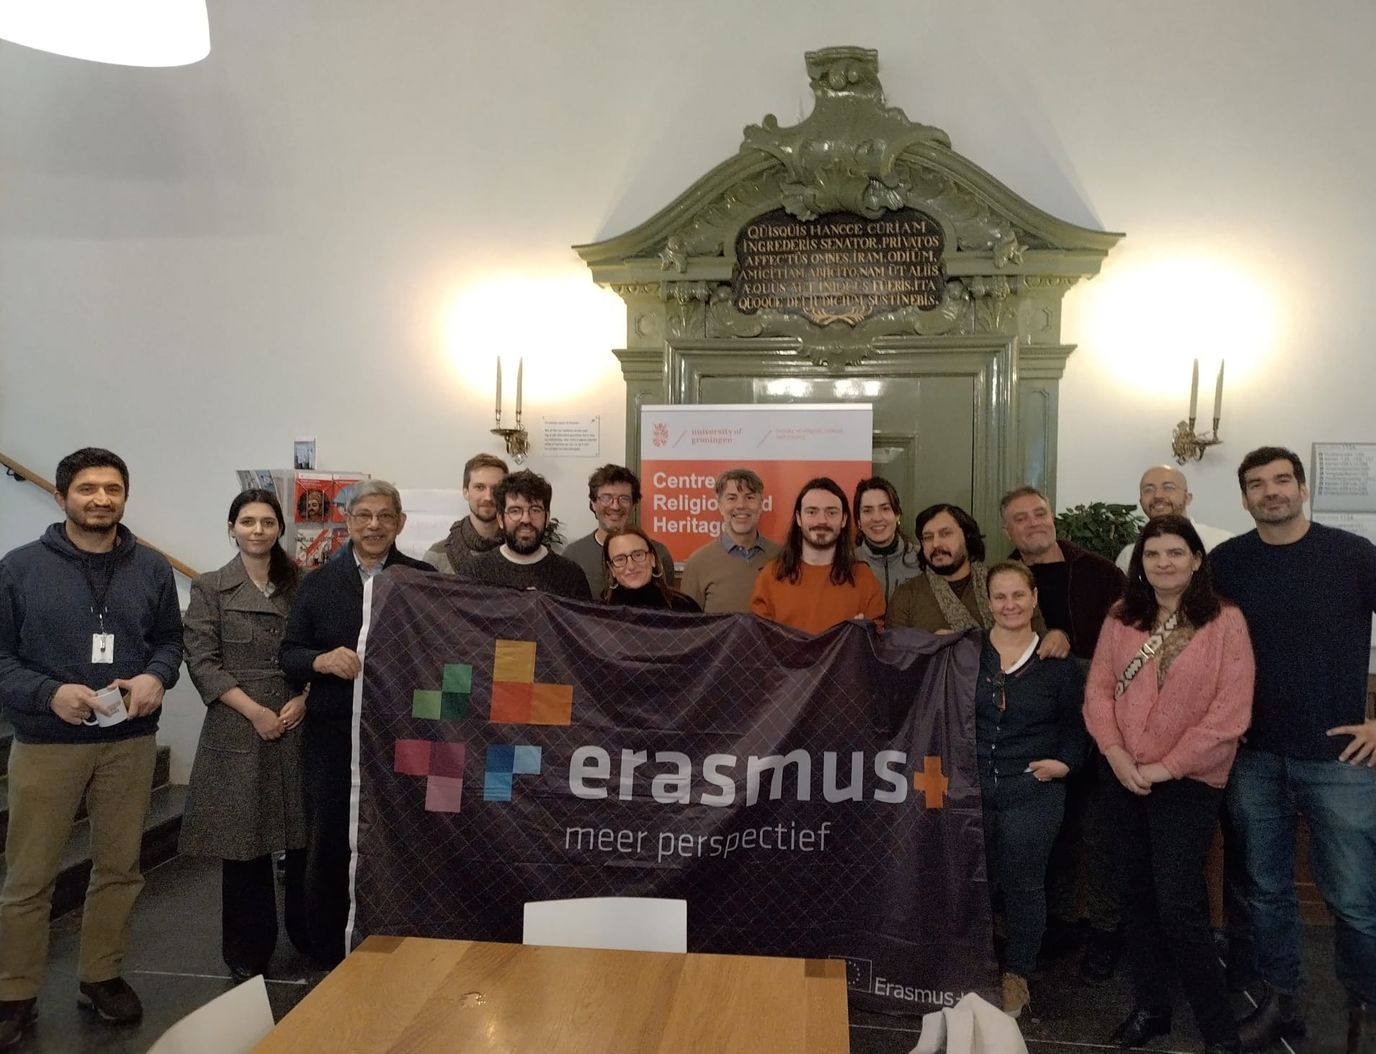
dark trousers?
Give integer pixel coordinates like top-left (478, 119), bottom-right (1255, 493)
top-left (1046, 760), bottom-right (1119, 933)
top-left (222, 849), bottom-right (307, 974)
top-left (1109, 775), bottom-right (1238, 1047)
top-left (982, 769), bottom-right (1066, 976)
top-left (302, 714), bottom-right (353, 967)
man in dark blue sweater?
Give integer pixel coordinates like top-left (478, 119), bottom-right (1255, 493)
top-left (0, 448), bottom-right (183, 1046)
top-left (1211, 446), bottom-right (1376, 1052)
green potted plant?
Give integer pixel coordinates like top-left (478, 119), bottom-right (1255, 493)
top-left (1054, 502), bottom-right (1144, 562)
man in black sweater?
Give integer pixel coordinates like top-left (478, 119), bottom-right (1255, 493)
top-left (456, 471), bottom-right (590, 600)
top-left (1211, 446), bottom-right (1376, 1051)
top-left (280, 479), bottom-right (432, 966)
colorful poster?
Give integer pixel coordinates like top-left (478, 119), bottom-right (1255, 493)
top-left (348, 571), bottom-right (997, 1015)
top-left (638, 404), bottom-right (873, 562)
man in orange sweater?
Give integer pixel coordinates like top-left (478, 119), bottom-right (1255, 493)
top-left (749, 477), bottom-right (885, 634)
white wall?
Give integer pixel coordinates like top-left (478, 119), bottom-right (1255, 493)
top-left (4, 0), bottom-right (1375, 775)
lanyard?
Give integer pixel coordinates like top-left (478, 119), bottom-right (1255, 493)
top-left (80, 557), bottom-right (116, 635)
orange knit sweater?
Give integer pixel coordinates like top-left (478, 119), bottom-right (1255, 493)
top-left (749, 560), bottom-right (886, 634)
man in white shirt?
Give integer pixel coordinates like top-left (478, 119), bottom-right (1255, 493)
top-left (1116, 465), bottom-right (1232, 573)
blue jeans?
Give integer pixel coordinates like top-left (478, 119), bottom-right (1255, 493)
top-left (1225, 747), bottom-right (1376, 1004)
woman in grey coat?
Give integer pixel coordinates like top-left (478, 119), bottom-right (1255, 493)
top-left (180, 488), bottom-right (308, 979)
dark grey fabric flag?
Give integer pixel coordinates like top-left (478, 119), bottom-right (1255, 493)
top-left (348, 568), bottom-right (997, 1013)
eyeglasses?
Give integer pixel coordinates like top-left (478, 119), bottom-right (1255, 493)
top-left (348, 511), bottom-right (399, 527)
top-left (609, 549), bottom-right (651, 568)
top-left (596, 494), bottom-right (634, 508)
top-left (504, 505), bottom-right (545, 521)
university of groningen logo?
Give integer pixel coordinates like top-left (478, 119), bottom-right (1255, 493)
top-left (392, 639), bottom-right (572, 813)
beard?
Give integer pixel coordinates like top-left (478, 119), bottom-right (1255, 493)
top-left (925, 546), bottom-right (969, 577)
top-left (804, 525), bottom-right (839, 548)
top-left (504, 524), bottom-right (543, 555)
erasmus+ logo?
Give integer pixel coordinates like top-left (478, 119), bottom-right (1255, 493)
top-left (391, 639), bottom-right (951, 815)
top-left (392, 639), bottom-right (573, 814)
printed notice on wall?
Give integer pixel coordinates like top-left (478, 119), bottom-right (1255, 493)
top-left (1313, 512), bottom-right (1376, 547)
top-left (1311, 442), bottom-right (1376, 513)
top-left (542, 416), bottom-right (599, 458)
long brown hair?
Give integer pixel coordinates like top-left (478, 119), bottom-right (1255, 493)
top-left (1118, 515), bottom-right (1220, 630)
top-left (776, 477), bottom-right (858, 586)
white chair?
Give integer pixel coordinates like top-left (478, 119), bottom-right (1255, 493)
top-left (146, 974), bottom-right (275, 1054)
top-left (522, 896), bottom-right (688, 953)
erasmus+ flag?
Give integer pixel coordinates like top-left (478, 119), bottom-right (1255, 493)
top-left (347, 570), bottom-right (998, 1013)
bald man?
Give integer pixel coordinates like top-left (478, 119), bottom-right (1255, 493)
top-left (1115, 465), bottom-right (1233, 572)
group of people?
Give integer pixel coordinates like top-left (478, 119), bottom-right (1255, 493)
top-left (0, 444), bottom-right (1372, 1054)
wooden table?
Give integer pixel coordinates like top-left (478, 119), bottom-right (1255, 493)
top-left (253, 936), bottom-right (850, 1053)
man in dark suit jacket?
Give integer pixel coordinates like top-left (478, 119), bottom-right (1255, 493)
top-left (280, 479), bottom-right (432, 966)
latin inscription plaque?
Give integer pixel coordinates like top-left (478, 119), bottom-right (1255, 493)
top-left (733, 208), bottom-right (946, 326)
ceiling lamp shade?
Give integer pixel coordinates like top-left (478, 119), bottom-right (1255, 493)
top-left (0, 0), bottom-right (209, 67)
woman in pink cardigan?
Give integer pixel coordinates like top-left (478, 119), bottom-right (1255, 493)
top-left (1085, 515), bottom-right (1253, 1054)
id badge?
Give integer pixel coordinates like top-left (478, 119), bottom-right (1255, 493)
top-left (91, 633), bottom-right (114, 664)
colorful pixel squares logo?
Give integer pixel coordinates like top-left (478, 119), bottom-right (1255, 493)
top-left (393, 639), bottom-right (572, 814)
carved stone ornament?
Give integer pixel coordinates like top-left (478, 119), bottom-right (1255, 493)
top-left (742, 47), bottom-right (951, 222)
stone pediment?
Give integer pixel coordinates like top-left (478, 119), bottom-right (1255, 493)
top-left (576, 46), bottom-right (1121, 344)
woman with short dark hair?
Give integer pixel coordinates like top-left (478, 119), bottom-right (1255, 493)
top-left (1085, 515), bottom-right (1253, 1054)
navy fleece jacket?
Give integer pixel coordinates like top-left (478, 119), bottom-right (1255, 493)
top-left (0, 522), bottom-right (183, 744)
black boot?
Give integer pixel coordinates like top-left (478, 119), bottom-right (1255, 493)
top-left (1238, 983), bottom-right (1305, 1051)
top-left (1111, 1007), bottom-right (1171, 1048)
top-left (1349, 1004), bottom-right (1376, 1054)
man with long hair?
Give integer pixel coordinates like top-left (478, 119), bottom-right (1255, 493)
top-left (749, 477), bottom-right (885, 634)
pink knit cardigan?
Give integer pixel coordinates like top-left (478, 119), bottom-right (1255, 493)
top-left (1084, 604), bottom-right (1254, 788)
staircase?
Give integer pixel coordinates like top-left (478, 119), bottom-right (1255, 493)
top-left (0, 719), bottom-right (186, 918)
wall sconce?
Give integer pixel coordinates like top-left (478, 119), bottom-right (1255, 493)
top-left (1171, 358), bottom-right (1224, 464)
top-left (492, 357), bottom-right (530, 464)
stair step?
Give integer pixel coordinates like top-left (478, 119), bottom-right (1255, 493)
top-left (0, 744), bottom-right (171, 846)
top-left (0, 783), bottom-right (187, 919)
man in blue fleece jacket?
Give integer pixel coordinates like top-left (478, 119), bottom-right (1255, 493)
top-left (0, 448), bottom-right (182, 1046)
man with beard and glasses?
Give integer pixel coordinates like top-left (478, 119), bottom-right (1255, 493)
top-left (1115, 465), bottom-right (1232, 573)
top-left (888, 503), bottom-right (1064, 655)
top-left (424, 452), bottom-right (508, 574)
top-left (456, 470), bottom-right (591, 599)
top-left (852, 477), bottom-right (922, 599)
top-left (1211, 447), bottom-right (1376, 1053)
top-left (749, 477), bottom-right (885, 634)
top-left (0, 448), bottom-right (183, 1044)
top-left (562, 464), bottom-right (673, 596)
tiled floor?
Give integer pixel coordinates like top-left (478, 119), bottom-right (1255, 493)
top-left (7, 855), bottom-right (1353, 1052)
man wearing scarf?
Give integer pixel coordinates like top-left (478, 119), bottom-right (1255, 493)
top-left (424, 453), bottom-right (508, 574)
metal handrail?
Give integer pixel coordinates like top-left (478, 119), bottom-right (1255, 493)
top-left (0, 449), bottom-right (199, 580)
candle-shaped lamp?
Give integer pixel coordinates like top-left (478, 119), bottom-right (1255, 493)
top-left (495, 357), bottom-right (502, 421)
top-left (516, 357), bottom-right (524, 419)
top-left (1188, 358), bottom-right (1199, 426)
top-left (1212, 360), bottom-right (1225, 429)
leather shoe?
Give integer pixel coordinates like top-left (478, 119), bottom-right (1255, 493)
top-left (77, 977), bottom-right (142, 1024)
top-left (1238, 982), bottom-right (1304, 1051)
top-left (1111, 1006), bottom-right (1171, 1048)
top-left (0, 999), bottom-right (37, 1050)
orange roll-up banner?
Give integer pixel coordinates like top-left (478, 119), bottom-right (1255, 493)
top-left (639, 404), bottom-right (874, 563)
